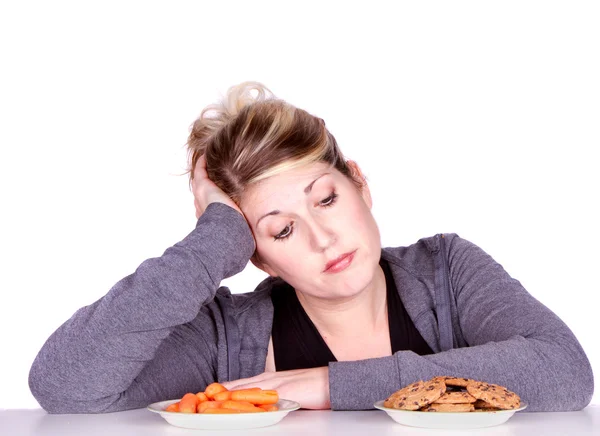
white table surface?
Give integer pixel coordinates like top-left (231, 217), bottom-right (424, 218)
top-left (1, 406), bottom-right (599, 436)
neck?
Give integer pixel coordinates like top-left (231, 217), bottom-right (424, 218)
top-left (295, 264), bottom-right (388, 339)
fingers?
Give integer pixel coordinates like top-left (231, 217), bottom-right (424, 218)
top-left (193, 154), bottom-right (208, 181)
top-left (224, 383), bottom-right (261, 391)
top-left (224, 380), bottom-right (282, 392)
top-left (190, 153), bottom-right (250, 222)
top-left (222, 373), bottom-right (271, 390)
top-left (199, 367), bottom-right (331, 411)
top-left (228, 368), bottom-right (310, 384)
top-left (221, 377), bottom-right (251, 390)
top-left (191, 155), bottom-right (204, 186)
top-left (192, 155), bottom-right (208, 220)
top-left (191, 155), bottom-right (207, 195)
top-left (194, 196), bottom-right (201, 220)
top-left (222, 368), bottom-right (313, 390)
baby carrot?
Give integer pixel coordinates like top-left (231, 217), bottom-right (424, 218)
top-left (259, 404), bottom-right (279, 412)
top-left (204, 382), bottom-right (228, 399)
top-left (221, 400), bottom-right (265, 413)
top-left (197, 400), bottom-right (224, 413)
top-left (165, 402), bottom-right (179, 412)
top-left (231, 389), bottom-right (279, 405)
top-left (179, 393), bottom-right (200, 413)
top-left (195, 392), bottom-right (208, 403)
top-left (214, 387), bottom-right (260, 401)
top-left (203, 408), bottom-right (245, 414)
top-left (213, 391), bottom-right (233, 401)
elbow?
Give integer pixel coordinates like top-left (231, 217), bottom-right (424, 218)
top-left (29, 381), bottom-right (119, 415)
top-left (568, 355), bottom-right (595, 411)
top-left (28, 357), bottom-right (106, 414)
top-left (562, 341), bottom-right (595, 411)
top-left (555, 369), bottom-right (594, 412)
top-left (523, 336), bottom-right (595, 412)
top-left (28, 341), bottom-right (72, 414)
top-left (29, 361), bottom-right (57, 414)
top-left (28, 358), bottom-right (68, 414)
top-left (535, 348), bottom-right (594, 412)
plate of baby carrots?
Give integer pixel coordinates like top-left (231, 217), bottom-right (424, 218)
top-left (147, 382), bottom-right (301, 430)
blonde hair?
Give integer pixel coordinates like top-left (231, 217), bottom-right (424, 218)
top-left (186, 81), bottom-right (361, 205)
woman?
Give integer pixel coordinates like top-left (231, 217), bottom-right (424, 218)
top-left (29, 82), bottom-right (593, 413)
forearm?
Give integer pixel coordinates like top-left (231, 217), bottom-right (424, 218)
top-left (329, 333), bottom-right (593, 411)
top-left (29, 203), bottom-right (254, 413)
top-left (329, 232), bottom-right (595, 412)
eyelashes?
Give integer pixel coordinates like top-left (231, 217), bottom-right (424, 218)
top-left (273, 192), bottom-right (339, 242)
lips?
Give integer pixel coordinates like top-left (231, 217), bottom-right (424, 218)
top-left (323, 250), bottom-right (357, 273)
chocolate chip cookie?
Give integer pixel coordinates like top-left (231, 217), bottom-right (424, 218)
top-left (384, 378), bottom-right (446, 410)
top-left (466, 381), bottom-right (521, 410)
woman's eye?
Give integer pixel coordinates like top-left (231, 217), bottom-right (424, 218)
top-left (320, 192), bottom-right (338, 207)
top-left (274, 224), bottom-right (293, 241)
top-left (273, 193), bottom-right (337, 242)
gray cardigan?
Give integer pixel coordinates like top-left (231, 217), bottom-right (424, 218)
top-left (29, 202), bottom-right (594, 413)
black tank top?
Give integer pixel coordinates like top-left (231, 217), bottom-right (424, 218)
top-left (270, 258), bottom-right (433, 371)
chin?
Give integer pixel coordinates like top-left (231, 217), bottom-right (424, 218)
top-left (328, 262), bottom-right (378, 298)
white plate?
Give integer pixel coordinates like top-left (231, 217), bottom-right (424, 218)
top-left (374, 400), bottom-right (527, 429)
top-left (147, 398), bottom-right (301, 430)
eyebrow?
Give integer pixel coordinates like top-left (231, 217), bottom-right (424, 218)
top-left (255, 173), bottom-right (330, 228)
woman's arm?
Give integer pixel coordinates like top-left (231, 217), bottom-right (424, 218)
top-left (28, 202), bottom-right (254, 413)
top-left (328, 234), bottom-right (594, 411)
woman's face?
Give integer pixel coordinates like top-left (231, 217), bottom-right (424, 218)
top-left (240, 161), bottom-right (382, 300)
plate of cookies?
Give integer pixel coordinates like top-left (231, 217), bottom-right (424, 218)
top-left (374, 376), bottom-right (527, 429)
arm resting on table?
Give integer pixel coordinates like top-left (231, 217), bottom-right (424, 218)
top-left (29, 203), bottom-right (254, 414)
top-left (329, 235), bottom-right (594, 411)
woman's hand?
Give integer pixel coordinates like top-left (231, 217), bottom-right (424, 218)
top-left (192, 155), bottom-right (244, 219)
top-left (222, 367), bottom-right (331, 410)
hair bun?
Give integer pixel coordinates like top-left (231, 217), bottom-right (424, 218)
top-left (188, 82), bottom-right (275, 157)
top-left (221, 81), bottom-right (274, 117)
top-left (186, 81), bottom-right (353, 203)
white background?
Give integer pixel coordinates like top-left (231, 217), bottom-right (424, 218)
top-left (1, 1), bottom-right (598, 409)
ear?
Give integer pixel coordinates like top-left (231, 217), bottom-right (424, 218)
top-left (250, 254), bottom-right (278, 277)
top-left (346, 160), bottom-right (373, 209)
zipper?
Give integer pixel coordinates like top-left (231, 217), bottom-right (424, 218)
top-left (436, 234), bottom-right (454, 351)
top-left (214, 292), bottom-right (241, 381)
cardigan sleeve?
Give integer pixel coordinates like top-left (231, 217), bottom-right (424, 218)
top-left (28, 203), bottom-right (255, 413)
top-left (328, 234), bottom-right (594, 411)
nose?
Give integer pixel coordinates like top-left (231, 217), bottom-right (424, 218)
top-left (306, 216), bottom-right (336, 252)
